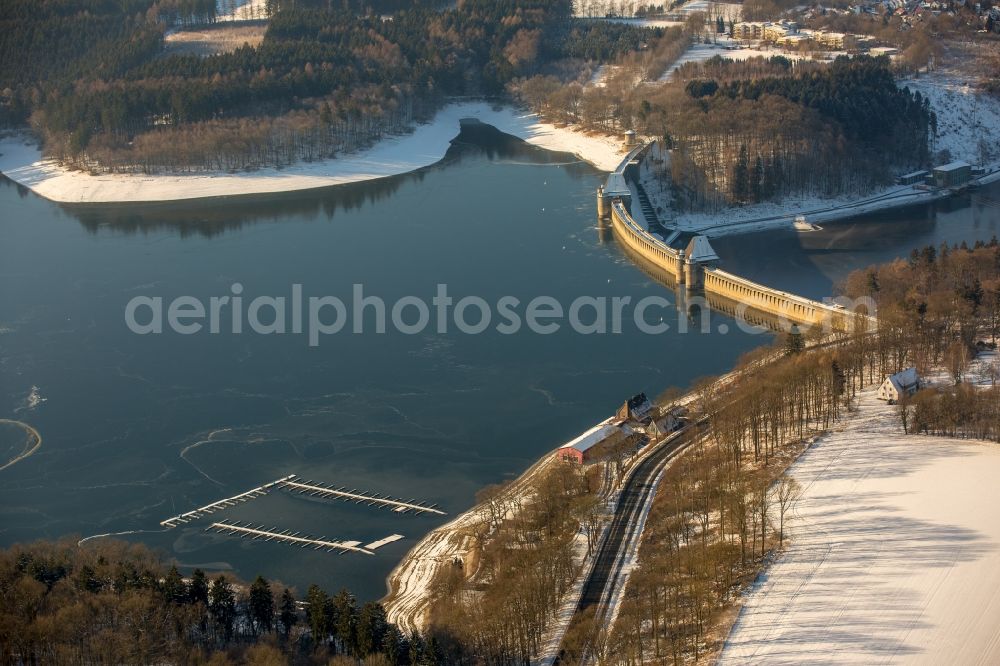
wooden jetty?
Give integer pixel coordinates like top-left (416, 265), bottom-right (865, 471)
top-left (207, 520), bottom-right (374, 555)
top-left (160, 475), bottom-right (294, 528)
top-left (276, 476), bottom-right (446, 515)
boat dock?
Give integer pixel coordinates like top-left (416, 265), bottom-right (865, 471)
top-left (160, 474), bottom-right (295, 528)
top-left (276, 476), bottom-right (446, 515)
top-left (206, 520), bottom-right (375, 555)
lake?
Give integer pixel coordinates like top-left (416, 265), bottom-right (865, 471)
top-left (2, 125), bottom-right (999, 600)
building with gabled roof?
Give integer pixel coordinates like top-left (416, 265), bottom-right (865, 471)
top-left (617, 392), bottom-right (653, 423)
top-left (877, 367), bottom-right (920, 402)
top-left (556, 420), bottom-right (636, 464)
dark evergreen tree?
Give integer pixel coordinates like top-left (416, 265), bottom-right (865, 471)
top-left (785, 324), bottom-right (804, 355)
top-left (208, 575), bottom-right (236, 643)
top-left (248, 575), bottom-right (275, 636)
top-left (408, 630), bottom-right (425, 665)
top-left (732, 144), bottom-right (750, 203)
top-left (752, 154), bottom-right (765, 202)
top-left (279, 588), bottom-right (298, 638)
top-left (357, 601), bottom-right (389, 656)
top-left (383, 625), bottom-right (407, 664)
top-left (162, 565), bottom-right (188, 605)
top-left (332, 588), bottom-right (358, 655)
top-left (189, 568), bottom-right (209, 605)
top-left (306, 584), bottom-right (329, 648)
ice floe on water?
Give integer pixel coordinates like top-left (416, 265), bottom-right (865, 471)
top-left (14, 385), bottom-right (47, 413)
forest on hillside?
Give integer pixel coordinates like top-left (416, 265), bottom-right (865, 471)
top-left (516, 54), bottom-right (935, 211)
top-left (841, 238), bottom-right (1000, 440)
top-left (662, 56), bottom-right (934, 210)
top-left (0, 0), bottom-right (661, 173)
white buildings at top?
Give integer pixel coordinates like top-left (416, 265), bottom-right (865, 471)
top-left (733, 19), bottom-right (868, 50)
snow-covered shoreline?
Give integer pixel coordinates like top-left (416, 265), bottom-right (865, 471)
top-left (658, 166), bottom-right (1000, 240)
top-left (674, 185), bottom-right (954, 239)
top-left (0, 102), bottom-right (627, 204)
top-left (383, 451), bottom-right (562, 635)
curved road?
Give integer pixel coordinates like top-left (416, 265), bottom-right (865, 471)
top-left (553, 423), bottom-right (703, 664)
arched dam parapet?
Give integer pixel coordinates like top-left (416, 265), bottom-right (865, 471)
top-left (702, 267), bottom-right (869, 332)
top-left (610, 200), bottom-right (685, 282)
top-left (601, 142), bottom-right (873, 333)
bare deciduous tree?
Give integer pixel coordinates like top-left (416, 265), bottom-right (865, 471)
top-left (775, 476), bottom-right (802, 548)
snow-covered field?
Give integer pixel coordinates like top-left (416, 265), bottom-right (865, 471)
top-left (659, 40), bottom-right (731, 81)
top-left (598, 16), bottom-right (685, 29)
top-left (674, 0), bottom-right (742, 21)
top-left (164, 24), bottom-right (265, 56)
top-left (215, 0), bottom-right (269, 22)
top-left (574, 0), bottom-right (740, 21)
top-left (660, 37), bottom-right (846, 82)
top-left (906, 75), bottom-right (1000, 167)
top-left (720, 388), bottom-right (1000, 664)
top-left (0, 103), bottom-right (627, 204)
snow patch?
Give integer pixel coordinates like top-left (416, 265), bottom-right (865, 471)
top-left (214, 0), bottom-right (269, 22)
top-left (720, 388), bottom-right (1000, 664)
top-left (0, 102), bottom-right (628, 204)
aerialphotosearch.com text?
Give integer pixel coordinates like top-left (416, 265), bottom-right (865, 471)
top-left (124, 283), bottom-right (848, 346)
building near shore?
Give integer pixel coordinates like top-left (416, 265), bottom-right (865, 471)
top-left (557, 420), bottom-right (635, 464)
top-left (933, 161), bottom-right (972, 188)
top-left (557, 392), bottom-right (655, 463)
top-left (648, 405), bottom-right (688, 436)
top-left (735, 21), bottom-right (766, 39)
top-left (897, 170), bottom-right (928, 185)
top-left (617, 392), bottom-right (654, 422)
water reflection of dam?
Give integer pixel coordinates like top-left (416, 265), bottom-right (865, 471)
top-left (598, 144), bottom-right (871, 334)
top-left (609, 224), bottom-right (807, 334)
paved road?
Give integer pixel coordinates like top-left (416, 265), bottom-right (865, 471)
top-left (553, 424), bottom-right (701, 664)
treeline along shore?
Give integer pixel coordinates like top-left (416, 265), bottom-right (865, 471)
top-left (0, 0), bottom-right (658, 175)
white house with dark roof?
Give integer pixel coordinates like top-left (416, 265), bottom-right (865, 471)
top-left (877, 367), bottom-right (920, 402)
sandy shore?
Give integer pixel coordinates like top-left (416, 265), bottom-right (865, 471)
top-left (0, 102), bottom-right (626, 204)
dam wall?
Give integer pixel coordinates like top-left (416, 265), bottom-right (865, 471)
top-left (703, 267), bottom-right (863, 331)
top-left (599, 142), bottom-right (870, 332)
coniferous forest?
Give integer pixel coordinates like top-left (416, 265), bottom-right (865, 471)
top-left (666, 56), bottom-right (935, 209)
top-left (516, 53), bottom-right (936, 211)
top-left (0, 0), bottom-right (660, 173)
